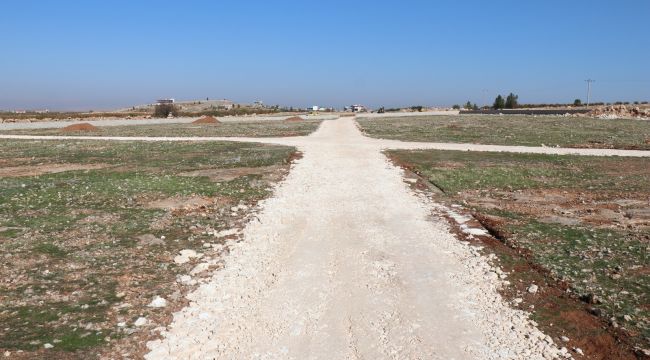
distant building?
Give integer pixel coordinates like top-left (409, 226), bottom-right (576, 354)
top-left (213, 99), bottom-right (234, 110)
top-left (156, 98), bottom-right (175, 105)
top-left (347, 104), bottom-right (367, 113)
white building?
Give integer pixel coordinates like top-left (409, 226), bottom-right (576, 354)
top-left (347, 104), bottom-right (367, 113)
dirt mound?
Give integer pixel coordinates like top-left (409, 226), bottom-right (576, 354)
top-left (586, 105), bottom-right (650, 119)
top-left (60, 123), bottom-right (99, 132)
top-left (192, 116), bottom-right (221, 124)
top-left (284, 116), bottom-right (304, 122)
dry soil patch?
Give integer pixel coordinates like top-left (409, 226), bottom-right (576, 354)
top-left (0, 163), bottom-right (109, 177)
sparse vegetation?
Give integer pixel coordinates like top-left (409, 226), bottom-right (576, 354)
top-left (356, 115), bottom-right (650, 149)
top-left (2, 120), bottom-right (323, 138)
top-left (0, 140), bottom-right (297, 357)
top-left (388, 149), bottom-right (650, 351)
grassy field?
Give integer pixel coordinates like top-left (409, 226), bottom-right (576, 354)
top-left (1, 120), bottom-right (322, 138)
top-left (0, 140), bottom-right (296, 358)
top-left (388, 149), bottom-right (649, 352)
top-left (358, 115), bottom-right (650, 149)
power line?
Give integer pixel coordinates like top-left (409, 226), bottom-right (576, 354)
top-left (585, 79), bottom-right (595, 107)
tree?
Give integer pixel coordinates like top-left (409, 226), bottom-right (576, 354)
top-left (472, 103), bottom-right (479, 110)
top-left (493, 95), bottom-right (505, 109)
top-left (452, 104), bottom-right (461, 110)
top-left (505, 93), bottom-right (519, 109)
top-left (464, 101), bottom-right (473, 110)
top-left (573, 99), bottom-right (582, 106)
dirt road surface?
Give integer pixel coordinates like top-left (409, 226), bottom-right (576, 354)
top-left (140, 118), bottom-right (579, 359)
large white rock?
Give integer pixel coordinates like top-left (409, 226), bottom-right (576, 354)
top-left (148, 296), bottom-right (168, 308)
top-left (173, 249), bottom-right (202, 264)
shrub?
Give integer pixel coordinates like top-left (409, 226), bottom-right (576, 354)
top-left (153, 104), bottom-right (178, 118)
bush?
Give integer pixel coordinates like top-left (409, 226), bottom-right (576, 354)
top-left (574, 99), bottom-right (582, 106)
top-left (153, 104), bottom-right (178, 118)
top-left (452, 104), bottom-right (461, 110)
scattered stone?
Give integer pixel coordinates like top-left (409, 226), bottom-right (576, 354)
top-left (574, 347), bottom-right (584, 355)
top-left (174, 249), bottom-right (202, 264)
top-left (43, 343), bottom-right (54, 349)
top-left (190, 262), bottom-right (211, 276)
top-left (527, 284), bottom-right (539, 294)
top-left (560, 336), bottom-right (570, 342)
top-left (147, 296), bottom-right (168, 308)
top-left (137, 234), bottom-right (165, 246)
top-left (177, 275), bottom-right (194, 285)
top-left (215, 229), bottom-right (238, 238)
top-left (134, 317), bottom-right (148, 327)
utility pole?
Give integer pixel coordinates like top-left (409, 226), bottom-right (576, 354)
top-left (585, 79), bottom-right (595, 107)
top-left (482, 89), bottom-right (488, 108)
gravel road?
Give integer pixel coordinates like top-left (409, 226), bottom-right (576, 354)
top-left (140, 119), bottom-right (579, 359)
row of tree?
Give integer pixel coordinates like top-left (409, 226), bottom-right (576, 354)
top-left (493, 93), bottom-right (519, 109)
top-left (453, 93), bottom-right (519, 110)
top-left (452, 101), bottom-right (479, 110)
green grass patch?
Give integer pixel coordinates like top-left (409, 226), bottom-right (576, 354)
top-left (358, 115), bottom-right (650, 149)
top-left (0, 139), bottom-right (296, 355)
top-left (388, 149), bottom-right (650, 347)
top-left (2, 120), bottom-right (322, 138)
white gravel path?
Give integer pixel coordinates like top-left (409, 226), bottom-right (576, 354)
top-left (138, 119), bottom-right (576, 359)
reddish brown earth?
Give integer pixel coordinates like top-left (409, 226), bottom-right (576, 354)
top-left (60, 123), bottom-right (100, 132)
top-left (192, 116), bottom-right (220, 124)
top-left (284, 116), bottom-right (304, 122)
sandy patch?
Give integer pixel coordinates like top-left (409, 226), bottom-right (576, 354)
top-left (0, 163), bottom-right (109, 177)
top-left (145, 196), bottom-right (213, 211)
top-left (179, 165), bottom-right (286, 182)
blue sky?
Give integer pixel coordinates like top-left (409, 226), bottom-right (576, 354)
top-left (1, 0), bottom-right (648, 110)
